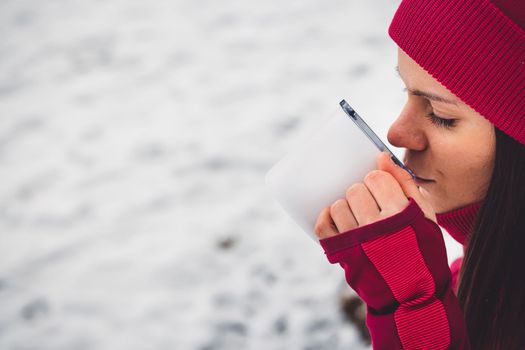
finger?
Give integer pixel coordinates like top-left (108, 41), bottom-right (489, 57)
top-left (345, 183), bottom-right (381, 226)
top-left (363, 170), bottom-right (409, 216)
top-left (377, 152), bottom-right (436, 222)
top-left (314, 207), bottom-right (339, 239)
top-left (330, 199), bottom-right (358, 233)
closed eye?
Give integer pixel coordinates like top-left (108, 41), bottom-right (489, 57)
top-left (426, 112), bottom-right (457, 129)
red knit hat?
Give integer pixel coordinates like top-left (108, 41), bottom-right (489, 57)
top-left (389, 0), bottom-right (525, 146)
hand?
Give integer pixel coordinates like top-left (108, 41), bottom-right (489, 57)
top-left (314, 152), bottom-right (436, 240)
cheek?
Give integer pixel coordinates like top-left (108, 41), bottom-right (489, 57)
top-left (470, 148), bottom-right (495, 196)
top-left (468, 128), bottom-right (496, 192)
top-left (440, 139), bottom-right (495, 200)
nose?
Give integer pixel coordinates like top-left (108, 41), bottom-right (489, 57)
top-left (387, 103), bottom-right (428, 151)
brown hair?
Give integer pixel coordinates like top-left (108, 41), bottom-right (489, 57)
top-left (458, 127), bottom-right (525, 349)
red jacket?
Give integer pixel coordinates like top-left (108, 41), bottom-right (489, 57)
top-left (319, 197), bottom-right (481, 349)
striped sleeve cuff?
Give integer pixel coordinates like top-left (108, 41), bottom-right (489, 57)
top-left (318, 198), bottom-right (470, 349)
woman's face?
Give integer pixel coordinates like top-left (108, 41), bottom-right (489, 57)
top-left (388, 48), bottom-right (496, 214)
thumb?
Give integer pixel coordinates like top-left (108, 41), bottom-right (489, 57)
top-left (377, 151), bottom-right (437, 223)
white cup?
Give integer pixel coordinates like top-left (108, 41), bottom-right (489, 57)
top-left (265, 103), bottom-right (386, 242)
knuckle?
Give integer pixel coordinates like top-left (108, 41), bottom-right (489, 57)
top-left (364, 170), bottom-right (388, 185)
top-left (346, 182), bottom-right (366, 198)
top-left (314, 221), bottom-right (324, 237)
top-left (314, 208), bottom-right (329, 236)
top-left (314, 224), bottom-right (323, 237)
top-left (330, 199), bottom-right (346, 214)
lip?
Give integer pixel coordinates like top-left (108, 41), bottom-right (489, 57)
top-left (404, 162), bottom-right (435, 183)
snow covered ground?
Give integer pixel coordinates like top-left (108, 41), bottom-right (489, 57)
top-left (0, 0), bottom-right (463, 349)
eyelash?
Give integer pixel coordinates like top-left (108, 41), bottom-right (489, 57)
top-left (426, 112), bottom-right (457, 129)
top-left (398, 87), bottom-right (457, 129)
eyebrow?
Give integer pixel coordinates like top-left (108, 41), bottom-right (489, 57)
top-left (395, 66), bottom-right (459, 105)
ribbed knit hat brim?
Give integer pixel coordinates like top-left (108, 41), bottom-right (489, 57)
top-left (389, 0), bottom-right (525, 145)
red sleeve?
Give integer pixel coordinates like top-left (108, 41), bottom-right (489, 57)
top-left (319, 198), bottom-right (470, 349)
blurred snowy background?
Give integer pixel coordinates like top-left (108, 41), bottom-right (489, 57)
top-left (0, 0), bottom-right (463, 349)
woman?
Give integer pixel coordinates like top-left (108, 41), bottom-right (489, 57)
top-left (314, 0), bottom-right (525, 349)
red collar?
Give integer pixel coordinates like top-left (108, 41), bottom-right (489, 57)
top-left (436, 201), bottom-right (483, 245)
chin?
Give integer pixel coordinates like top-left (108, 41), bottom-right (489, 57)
top-left (418, 187), bottom-right (441, 213)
